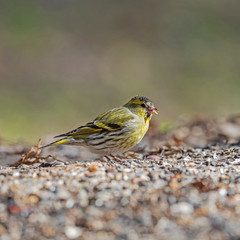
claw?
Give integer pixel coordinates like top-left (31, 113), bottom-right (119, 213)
top-left (111, 155), bottom-right (122, 162)
top-left (104, 155), bottom-right (122, 162)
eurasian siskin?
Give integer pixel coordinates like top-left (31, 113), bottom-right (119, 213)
top-left (41, 96), bottom-right (158, 157)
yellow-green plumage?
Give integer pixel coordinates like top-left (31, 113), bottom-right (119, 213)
top-left (41, 96), bottom-right (158, 155)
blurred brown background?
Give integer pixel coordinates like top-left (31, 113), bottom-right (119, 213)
top-left (0, 0), bottom-right (239, 144)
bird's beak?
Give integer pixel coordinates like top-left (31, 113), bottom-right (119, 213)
top-left (148, 107), bottom-right (158, 115)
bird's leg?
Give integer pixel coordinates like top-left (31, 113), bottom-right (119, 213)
top-left (104, 155), bottom-right (112, 161)
top-left (110, 154), bottom-right (122, 162)
top-left (103, 155), bottom-right (122, 162)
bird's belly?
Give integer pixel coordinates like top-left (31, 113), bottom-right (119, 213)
top-left (86, 121), bottom-right (148, 155)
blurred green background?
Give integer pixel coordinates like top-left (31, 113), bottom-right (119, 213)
top-left (0, 0), bottom-right (240, 144)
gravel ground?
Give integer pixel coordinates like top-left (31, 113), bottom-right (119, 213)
top-left (0, 116), bottom-right (240, 240)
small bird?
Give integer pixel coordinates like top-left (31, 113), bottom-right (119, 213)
top-left (41, 96), bottom-right (158, 159)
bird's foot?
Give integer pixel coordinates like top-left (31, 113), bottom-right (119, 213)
top-left (111, 155), bottom-right (122, 162)
top-left (103, 155), bottom-right (122, 162)
top-left (103, 155), bottom-right (112, 162)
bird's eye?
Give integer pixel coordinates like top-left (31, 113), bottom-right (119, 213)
top-left (141, 103), bottom-right (146, 108)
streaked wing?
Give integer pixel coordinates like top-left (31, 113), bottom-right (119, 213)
top-left (54, 124), bottom-right (102, 139)
top-left (54, 107), bottom-right (134, 139)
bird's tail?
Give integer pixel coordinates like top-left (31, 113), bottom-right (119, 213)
top-left (40, 138), bottom-right (71, 149)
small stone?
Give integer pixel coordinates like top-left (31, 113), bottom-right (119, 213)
top-left (88, 164), bottom-right (99, 172)
top-left (0, 224), bottom-right (6, 235)
top-left (65, 226), bottom-right (82, 239)
top-left (27, 194), bottom-right (39, 205)
top-left (170, 202), bottom-right (194, 216)
top-left (95, 199), bottom-right (104, 207)
top-left (66, 198), bottom-right (75, 208)
top-left (8, 205), bottom-right (21, 214)
top-left (115, 173), bottom-right (122, 181)
top-left (219, 188), bottom-right (227, 196)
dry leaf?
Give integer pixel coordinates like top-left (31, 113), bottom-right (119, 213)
top-left (11, 139), bottom-right (66, 167)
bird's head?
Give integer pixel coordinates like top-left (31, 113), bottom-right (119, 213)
top-left (124, 96), bottom-right (158, 119)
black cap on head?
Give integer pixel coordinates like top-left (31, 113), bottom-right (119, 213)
top-left (130, 96), bottom-right (153, 104)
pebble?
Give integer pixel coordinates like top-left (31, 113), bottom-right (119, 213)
top-left (170, 202), bottom-right (194, 216)
top-left (65, 226), bottom-right (82, 239)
